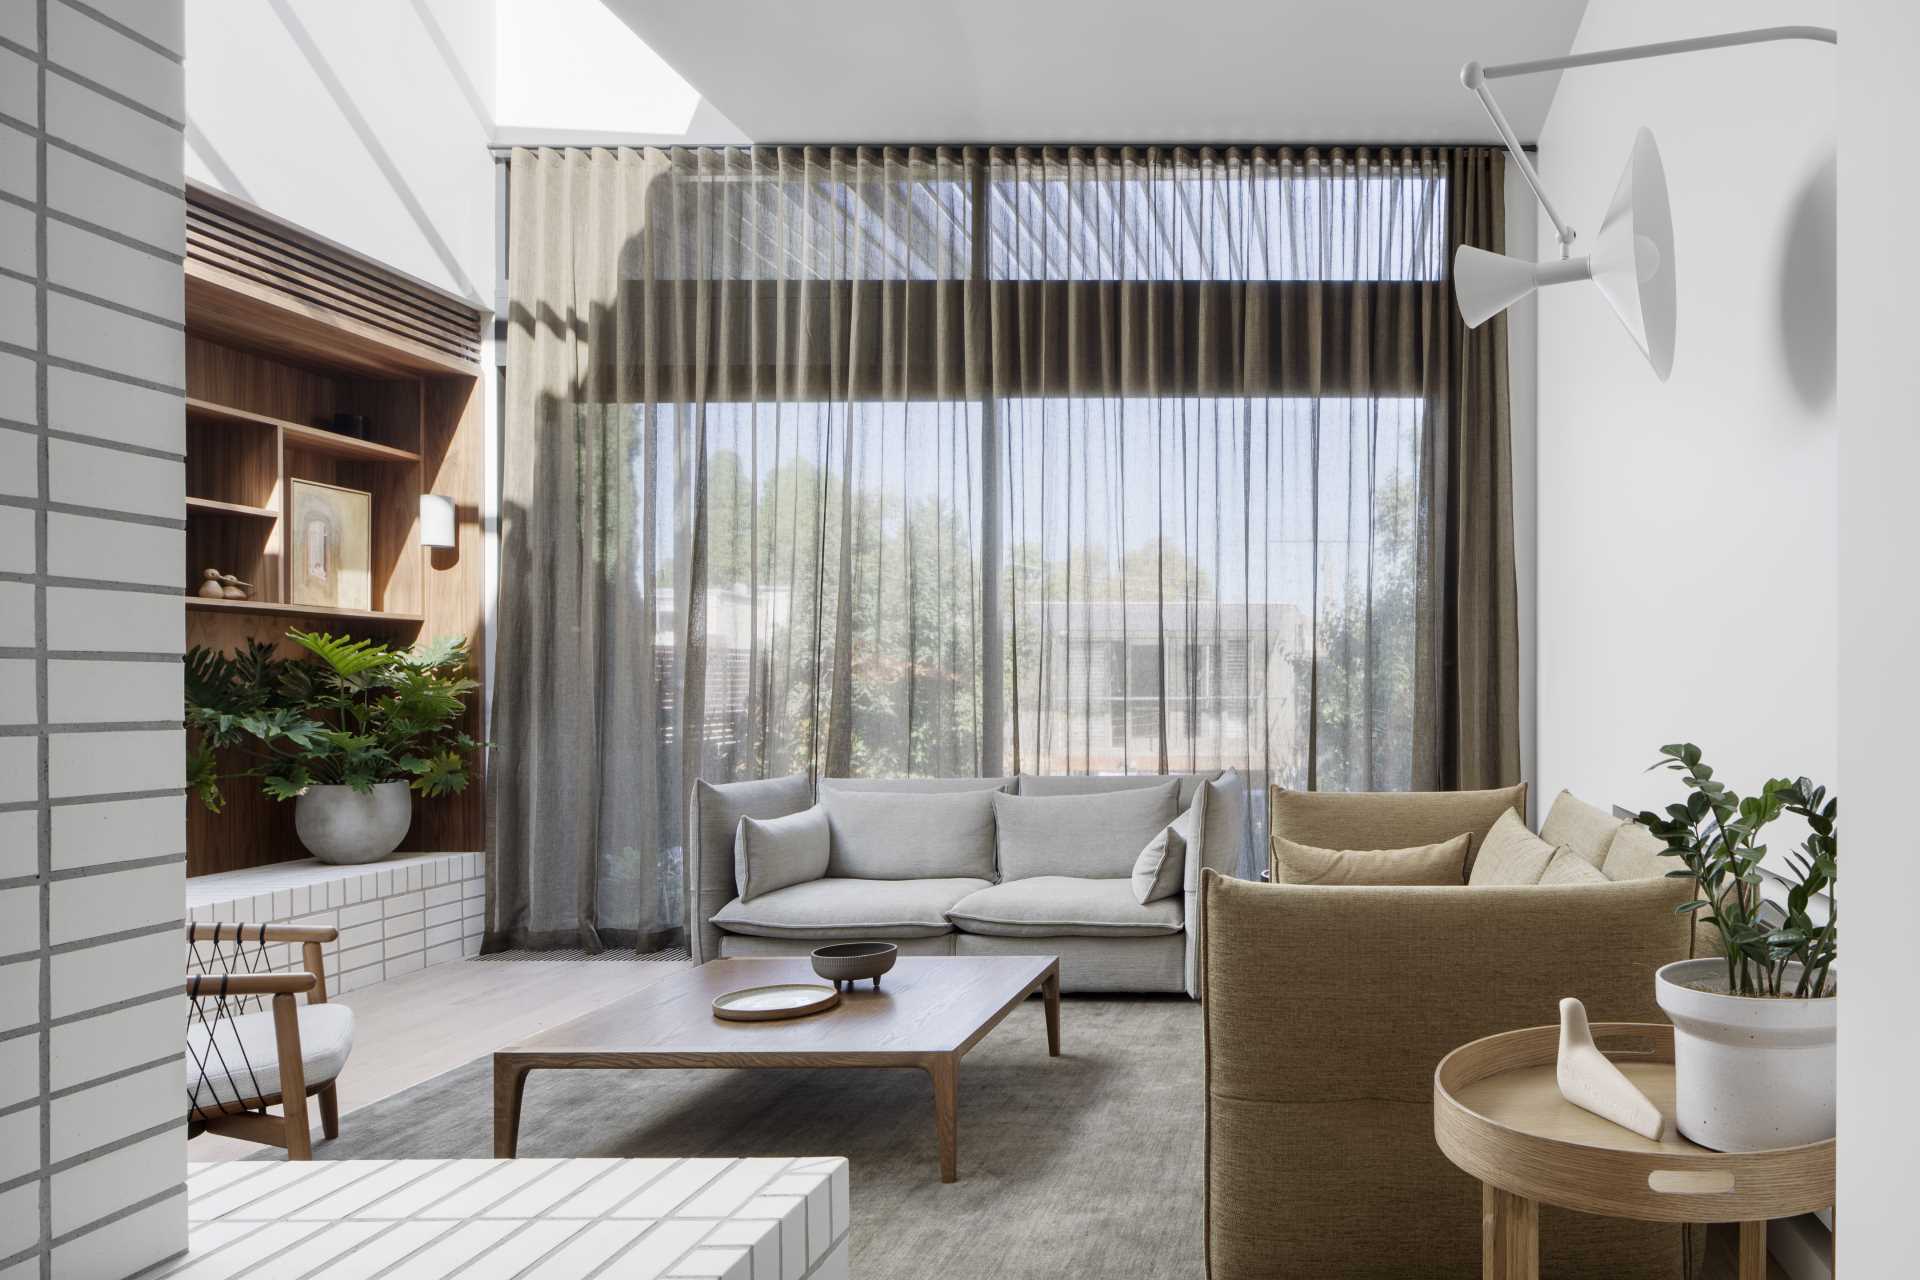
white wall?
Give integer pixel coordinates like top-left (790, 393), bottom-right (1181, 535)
top-left (1836, 0), bottom-right (1920, 1268)
top-left (0, 2), bottom-right (190, 1275)
top-left (1534, 1), bottom-right (1837, 822)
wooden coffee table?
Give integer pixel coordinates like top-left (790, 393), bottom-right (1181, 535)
top-left (493, 954), bottom-right (1062, 1182)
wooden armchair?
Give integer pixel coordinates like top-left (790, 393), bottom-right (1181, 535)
top-left (185, 922), bottom-right (354, 1159)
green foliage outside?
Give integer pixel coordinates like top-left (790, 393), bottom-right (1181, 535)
top-left (185, 630), bottom-right (485, 811)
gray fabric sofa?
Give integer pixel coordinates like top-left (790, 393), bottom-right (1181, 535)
top-left (687, 772), bottom-right (1248, 997)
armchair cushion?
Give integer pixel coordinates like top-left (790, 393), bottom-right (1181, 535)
top-left (1603, 822), bottom-right (1672, 882)
top-left (711, 876), bottom-right (990, 939)
top-left (1466, 809), bottom-right (1560, 886)
top-left (187, 1002), bottom-right (354, 1112)
top-left (948, 877), bottom-right (1184, 937)
top-left (1540, 789), bottom-right (1625, 868)
top-left (992, 780), bottom-right (1179, 880)
top-left (734, 804), bottom-right (830, 902)
top-left (1270, 832), bottom-right (1470, 885)
top-left (820, 787), bottom-right (997, 880)
top-left (1268, 781), bottom-right (1527, 877)
top-left (1541, 846), bottom-right (1611, 885)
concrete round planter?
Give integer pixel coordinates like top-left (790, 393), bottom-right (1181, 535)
top-left (1654, 957), bottom-right (1836, 1152)
top-left (294, 781), bottom-right (413, 865)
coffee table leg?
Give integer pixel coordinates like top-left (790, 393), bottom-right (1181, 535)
top-left (1738, 1221), bottom-right (1767, 1280)
top-left (1482, 1183), bottom-right (1538, 1280)
top-left (1042, 968), bottom-right (1061, 1057)
top-left (493, 1059), bottom-right (529, 1158)
top-left (928, 1054), bottom-right (959, 1183)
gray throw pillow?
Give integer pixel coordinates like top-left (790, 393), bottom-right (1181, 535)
top-left (1133, 785), bottom-right (1209, 904)
top-left (993, 779), bottom-right (1180, 881)
top-left (820, 787), bottom-right (997, 880)
top-left (734, 804), bottom-right (830, 901)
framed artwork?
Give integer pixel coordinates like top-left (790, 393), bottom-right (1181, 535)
top-left (289, 478), bottom-right (372, 610)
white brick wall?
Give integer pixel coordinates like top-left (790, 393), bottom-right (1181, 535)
top-left (0, 3), bottom-right (188, 1277)
top-left (186, 854), bottom-right (487, 996)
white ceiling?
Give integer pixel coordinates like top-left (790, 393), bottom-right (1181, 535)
top-left (603, 0), bottom-right (1588, 145)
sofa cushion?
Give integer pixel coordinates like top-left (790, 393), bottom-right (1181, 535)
top-left (711, 876), bottom-right (990, 939)
top-left (819, 777), bottom-right (1013, 795)
top-left (1134, 786), bottom-right (1208, 904)
top-left (1539, 790), bottom-right (1623, 869)
top-left (1268, 782), bottom-right (1527, 875)
top-left (1269, 833), bottom-right (1470, 886)
top-left (1540, 846), bottom-right (1610, 886)
top-left (1467, 809), bottom-right (1560, 886)
top-left (1602, 822), bottom-right (1672, 882)
top-left (691, 774), bottom-right (814, 897)
top-left (948, 877), bottom-right (1184, 937)
top-left (820, 787), bottom-right (997, 880)
top-left (992, 779), bottom-right (1180, 880)
top-left (1017, 771), bottom-right (1218, 810)
top-left (734, 804), bottom-right (830, 902)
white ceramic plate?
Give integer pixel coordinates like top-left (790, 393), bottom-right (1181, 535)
top-left (712, 983), bottom-right (841, 1022)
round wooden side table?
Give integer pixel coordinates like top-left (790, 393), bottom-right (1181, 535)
top-left (1434, 1022), bottom-right (1834, 1280)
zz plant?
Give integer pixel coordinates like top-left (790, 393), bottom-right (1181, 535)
top-left (1634, 743), bottom-right (1836, 999)
top-left (186, 630), bottom-right (484, 811)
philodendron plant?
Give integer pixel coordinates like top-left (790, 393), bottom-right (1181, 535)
top-left (1634, 743), bottom-right (1837, 999)
top-left (186, 630), bottom-right (484, 811)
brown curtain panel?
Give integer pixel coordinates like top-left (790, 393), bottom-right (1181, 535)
top-left (491, 145), bottom-right (1517, 951)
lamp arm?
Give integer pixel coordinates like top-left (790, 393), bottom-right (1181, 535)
top-left (1462, 25), bottom-right (1838, 258)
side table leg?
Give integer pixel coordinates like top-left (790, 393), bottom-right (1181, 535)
top-left (1738, 1221), bottom-right (1768, 1280)
top-left (1483, 1184), bottom-right (1539, 1280)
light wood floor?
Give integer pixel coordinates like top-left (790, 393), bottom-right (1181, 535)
top-left (188, 957), bottom-right (691, 1163)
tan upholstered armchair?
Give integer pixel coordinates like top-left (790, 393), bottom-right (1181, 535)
top-left (1202, 786), bottom-right (1695, 1279)
top-left (185, 923), bottom-right (353, 1159)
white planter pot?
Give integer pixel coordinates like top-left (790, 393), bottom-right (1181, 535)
top-left (1654, 957), bottom-right (1836, 1152)
top-left (294, 781), bottom-right (413, 865)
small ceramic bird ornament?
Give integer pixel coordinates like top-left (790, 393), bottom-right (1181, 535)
top-left (219, 574), bottom-right (253, 600)
top-left (197, 568), bottom-right (226, 599)
top-left (1557, 997), bottom-right (1666, 1141)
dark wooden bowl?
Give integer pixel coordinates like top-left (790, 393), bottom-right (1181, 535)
top-left (810, 941), bottom-right (899, 990)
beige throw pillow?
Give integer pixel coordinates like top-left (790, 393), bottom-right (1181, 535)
top-left (1467, 808), bottom-right (1561, 886)
top-left (1133, 786), bottom-right (1209, 904)
top-left (1539, 846), bottom-right (1610, 886)
top-left (1539, 790), bottom-right (1625, 869)
top-left (1269, 833), bottom-right (1470, 886)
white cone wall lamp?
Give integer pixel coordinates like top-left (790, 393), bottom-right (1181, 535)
top-left (1455, 25), bottom-right (1835, 382)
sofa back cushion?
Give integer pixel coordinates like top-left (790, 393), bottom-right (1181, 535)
top-left (818, 776), bottom-right (1012, 795)
top-left (1270, 833), bottom-right (1470, 885)
top-left (734, 804), bottom-right (830, 901)
top-left (993, 779), bottom-right (1180, 881)
top-left (1540, 789), bottom-right (1624, 869)
top-left (1268, 782), bottom-right (1527, 875)
top-left (1018, 771), bottom-right (1218, 810)
top-left (1602, 821), bottom-right (1672, 882)
top-left (819, 786), bottom-right (997, 880)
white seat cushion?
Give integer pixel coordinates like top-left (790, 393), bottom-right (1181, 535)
top-left (711, 876), bottom-right (991, 939)
top-left (948, 877), bottom-right (1184, 938)
top-left (187, 1001), bottom-right (354, 1111)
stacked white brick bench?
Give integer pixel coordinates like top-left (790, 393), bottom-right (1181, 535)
top-left (147, 1157), bottom-right (850, 1279)
top-left (186, 852), bottom-right (485, 994)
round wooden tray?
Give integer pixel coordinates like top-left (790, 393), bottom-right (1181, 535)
top-left (711, 982), bottom-right (841, 1023)
top-left (1434, 1022), bottom-right (1833, 1224)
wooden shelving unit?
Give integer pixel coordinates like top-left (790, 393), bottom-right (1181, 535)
top-left (184, 180), bottom-right (488, 876)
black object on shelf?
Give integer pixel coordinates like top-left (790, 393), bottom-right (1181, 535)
top-left (329, 412), bottom-right (370, 439)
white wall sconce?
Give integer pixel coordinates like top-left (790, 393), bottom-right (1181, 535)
top-left (420, 494), bottom-right (457, 549)
top-left (1453, 24), bottom-right (1836, 382)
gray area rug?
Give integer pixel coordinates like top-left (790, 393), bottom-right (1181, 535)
top-left (308, 995), bottom-right (1204, 1279)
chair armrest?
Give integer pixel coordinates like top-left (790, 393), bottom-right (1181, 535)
top-left (185, 972), bottom-right (318, 997)
top-left (189, 922), bottom-right (339, 944)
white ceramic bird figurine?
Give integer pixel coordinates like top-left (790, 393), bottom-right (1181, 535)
top-left (1557, 997), bottom-right (1666, 1141)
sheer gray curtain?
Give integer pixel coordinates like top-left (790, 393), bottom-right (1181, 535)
top-left (491, 145), bottom-right (1515, 949)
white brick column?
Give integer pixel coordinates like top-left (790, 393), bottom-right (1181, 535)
top-left (0, 1), bottom-right (189, 1276)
